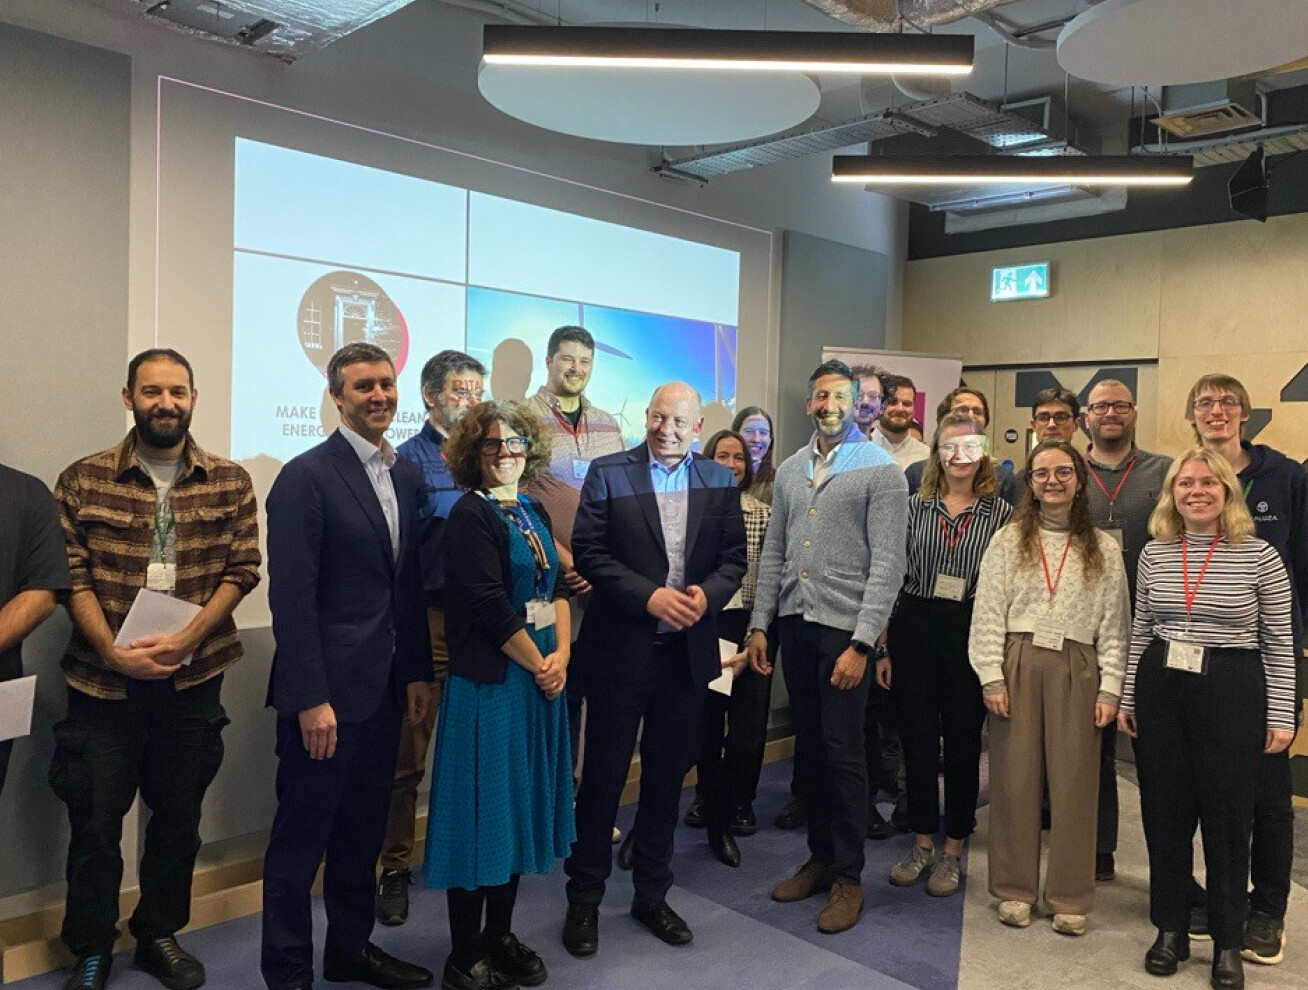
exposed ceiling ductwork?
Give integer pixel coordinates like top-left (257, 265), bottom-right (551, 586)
top-left (800, 0), bottom-right (1021, 31)
top-left (108, 0), bottom-right (420, 61)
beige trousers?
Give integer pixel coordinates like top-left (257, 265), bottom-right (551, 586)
top-left (987, 632), bottom-right (1101, 915)
top-left (380, 608), bottom-right (449, 871)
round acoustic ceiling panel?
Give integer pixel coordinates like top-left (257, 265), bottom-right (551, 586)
top-left (478, 63), bottom-right (821, 147)
top-left (1058, 0), bottom-right (1308, 86)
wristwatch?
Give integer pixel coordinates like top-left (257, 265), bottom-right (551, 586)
top-left (872, 644), bottom-right (889, 660)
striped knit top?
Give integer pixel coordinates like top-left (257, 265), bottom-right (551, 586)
top-left (1121, 532), bottom-right (1297, 730)
top-left (902, 493), bottom-right (1013, 600)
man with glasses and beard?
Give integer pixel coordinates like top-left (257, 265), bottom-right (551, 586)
top-left (50, 349), bottom-right (261, 990)
top-left (850, 364), bottom-right (886, 439)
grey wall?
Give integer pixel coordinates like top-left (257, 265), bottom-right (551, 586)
top-left (777, 232), bottom-right (889, 454)
top-left (0, 23), bottom-right (131, 897)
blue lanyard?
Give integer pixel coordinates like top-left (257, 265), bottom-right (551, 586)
top-left (483, 493), bottom-right (551, 598)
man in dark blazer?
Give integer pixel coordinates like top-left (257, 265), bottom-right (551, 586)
top-left (561, 381), bottom-right (746, 955)
top-left (261, 343), bottom-right (433, 990)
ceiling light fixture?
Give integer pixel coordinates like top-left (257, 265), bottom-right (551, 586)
top-left (831, 154), bottom-right (1194, 186)
top-left (482, 26), bottom-right (974, 76)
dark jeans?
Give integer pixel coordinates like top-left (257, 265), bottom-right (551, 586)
top-left (1135, 641), bottom-right (1264, 949)
top-left (1249, 749), bottom-right (1294, 920)
top-left (565, 635), bottom-right (703, 907)
top-left (694, 609), bottom-right (773, 826)
top-left (887, 595), bottom-right (984, 840)
top-left (863, 677), bottom-right (902, 798)
top-left (49, 676), bottom-right (228, 956)
top-left (1097, 718), bottom-right (1119, 856)
top-left (779, 616), bottom-right (869, 883)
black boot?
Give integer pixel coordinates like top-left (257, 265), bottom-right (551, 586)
top-left (615, 830), bottom-right (635, 871)
top-left (1144, 930), bottom-right (1190, 976)
top-left (707, 826), bottom-right (741, 868)
top-left (1211, 949), bottom-right (1244, 990)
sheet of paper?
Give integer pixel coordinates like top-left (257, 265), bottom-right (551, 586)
top-left (710, 638), bottom-right (740, 697)
top-left (0, 675), bottom-right (37, 743)
top-left (113, 588), bottom-right (203, 666)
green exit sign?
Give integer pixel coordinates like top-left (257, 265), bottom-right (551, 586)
top-left (991, 262), bottom-right (1050, 301)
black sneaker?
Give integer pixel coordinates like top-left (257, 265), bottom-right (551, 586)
top-left (134, 936), bottom-right (205, 990)
top-left (683, 796), bottom-right (706, 828)
top-left (866, 804), bottom-right (889, 840)
top-left (729, 804), bottom-right (758, 836)
top-left (483, 933), bottom-right (546, 986)
top-left (64, 954), bottom-right (112, 990)
top-left (376, 868), bottom-right (412, 926)
top-left (1241, 912), bottom-right (1285, 965)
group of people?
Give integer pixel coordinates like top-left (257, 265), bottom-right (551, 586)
top-left (0, 332), bottom-right (1301, 990)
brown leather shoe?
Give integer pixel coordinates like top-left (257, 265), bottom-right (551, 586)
top-left (770, 859), bottom-right (836, 902)
top-left (816, 879), bottom-right (864, 934)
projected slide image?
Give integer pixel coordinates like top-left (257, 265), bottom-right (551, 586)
top-left (231, 252), bottom-right (464, 463)
top-left (231, 137), bottom-right (742, 464)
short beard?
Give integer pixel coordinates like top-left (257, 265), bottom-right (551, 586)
top-left (134, 409), bottom-right (190, 448)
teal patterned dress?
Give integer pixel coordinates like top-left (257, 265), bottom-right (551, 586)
top-left (423, 497), bottom-right (576, 890)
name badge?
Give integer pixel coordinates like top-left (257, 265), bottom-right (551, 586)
top-left (933, 573), bottom-right (967, 601)
top-left (572, 458), bottom-right (590, 481)
top-left (526, 598), bottom-right (555, 630)
top-left (1031, 619), bottom-right (1065, 652)
top-left (1104, 528), bottom-right (1124, 550)
top-left (1165, 639), bottom-right (1205, 674)
top-left (146, 562), bottom-right (176, 592)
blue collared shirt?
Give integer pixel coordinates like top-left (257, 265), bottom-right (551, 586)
top-left (649, 451), bottom-right (691, 598)
top-left (338, 424), bottom-right (400, 560)
top-left (397, 420), bottom-right (465, 601)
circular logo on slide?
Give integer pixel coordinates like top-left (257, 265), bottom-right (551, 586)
top-left (295, 271), bottom-right (409, 378)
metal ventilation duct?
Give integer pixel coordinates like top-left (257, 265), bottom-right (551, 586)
top-left (801, 0), bottom-right (1020, 31)
top-left (119, 0), bottom-right (419, 61)
top-left (658, 93), bottom-right (1068, 183)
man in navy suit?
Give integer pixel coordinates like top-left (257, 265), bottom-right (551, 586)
top-left (561, 381), bottom-right (746, 955)
top-left (261, 343), bottom-right (433, 990)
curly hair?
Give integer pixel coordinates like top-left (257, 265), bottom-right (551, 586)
top-left (1011, 439), bottom-right (1105, 581)
top-left (917, 412), bottom-right (997, 499)
top-left (443, 400), bottom-right (553, 490)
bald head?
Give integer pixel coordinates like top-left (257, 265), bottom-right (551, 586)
top-left (646, 380), bottom-right (704, 467)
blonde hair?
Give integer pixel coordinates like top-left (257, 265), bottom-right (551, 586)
top-left (1148, 447), bottom-right (1255, 543)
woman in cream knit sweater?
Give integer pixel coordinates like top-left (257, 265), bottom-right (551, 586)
top-left (969, 439), bottom-right (1130, 936)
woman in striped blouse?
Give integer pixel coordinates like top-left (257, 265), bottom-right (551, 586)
top-left (1119, 448), bottom-right (1295, 990)
top-left (880, 413), bottom-right (1012, 897)
top-left (969, 439), bottom-right (1130, 936)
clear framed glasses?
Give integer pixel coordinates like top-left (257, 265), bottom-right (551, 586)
top-left (479, 436), bottom-right (530, 455)
top-left (1192, 395), bottom-right (1242, 412)
top-left (1034, 411), bottom-right (1074, 425)
top-left (1086, 401), bottom-right (1134, 415)
top-left (451, 388), bottom-right (484, 402)
top-left (939, 439), bottom-right (986, 459)
top-left (1029, 465), bottom-right (1076, 485)
top-left (951, 403), bottom-right (986, 419)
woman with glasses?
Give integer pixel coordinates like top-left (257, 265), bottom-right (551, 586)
top-left (880, 413), bottom-right (1012, 897)
top-left (424, 401), bottom-right (574, 990)
top-left (1118, 449), bottom-right (1295, 990)
top-left (732, 406), bottom-right (776, 505)
top-left (969, 439), bottom-right (1130, 935)
top-left (682, 429), bottom-right (773, 867)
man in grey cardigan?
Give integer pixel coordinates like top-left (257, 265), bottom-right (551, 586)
top-left (747, 359), bottom-right (908, 934)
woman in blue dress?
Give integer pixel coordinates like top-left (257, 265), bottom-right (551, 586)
top-left (425, 400), bottom-right (574, 990)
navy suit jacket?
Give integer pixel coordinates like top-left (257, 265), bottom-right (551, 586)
top-left (572, 444), bottom-right (747, 687)
top-left (265, 429), bottom-right (430, 723)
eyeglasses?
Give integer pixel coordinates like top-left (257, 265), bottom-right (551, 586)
top-left (1192, 396), bottom-right (1242, 412)
top-left (478, 436), bottom-right (530, 455)
top-left (1086, 401), bottom-right (1134, 415)
top-left (1029, 465), bottom-right (1076, 485)
top-left (857, 390), bottom-right (883, 402)
top-left (939, 440), bottom-right (985, 458)
top-left (951, 404), bottom-right (986, 418)
top-left (1034, 411), bottom-right (1074, 425)
top-left (450, 389), bottom-right (484, 402)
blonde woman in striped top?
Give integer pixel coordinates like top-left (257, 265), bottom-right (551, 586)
top-left (1119, 448), bottom-right (1295, 990)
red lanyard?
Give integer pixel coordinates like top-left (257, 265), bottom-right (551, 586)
top-left (1085, 454), bottom-right (1136, 522)
top-left (938, 511), bottom-right (974, 555)
top-left (1181, 532), bottom-right (1220, 620)
top-left (1038, 537), bottom-right (1072, 599)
